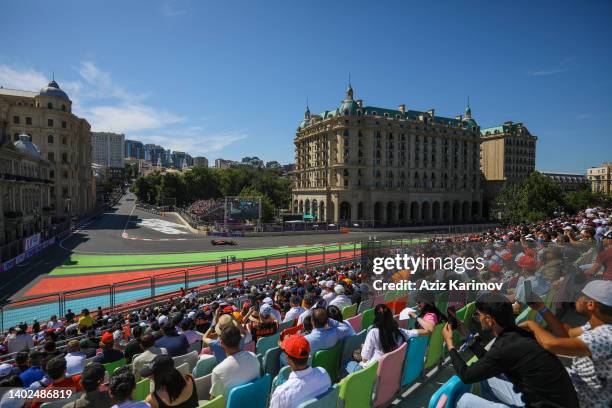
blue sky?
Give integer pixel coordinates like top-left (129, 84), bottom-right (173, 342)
top-left (1, 0), bottom-right (611, 172)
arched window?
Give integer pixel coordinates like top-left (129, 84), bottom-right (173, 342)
top-left (47, 102), bottom-right (53, 109)
top-left (48, 135), bottom-right (54, 144)
top-left (61, 104), bottom-right (66, 111)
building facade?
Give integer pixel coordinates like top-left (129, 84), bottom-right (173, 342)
top-left (480, 121), bottom-right (537, 183)
top-left (0, 80), bottom-right (94, 219)
top-left (587, 162), bottom-right (612, 195)
top-left (125, 139), bottom-right (144, 159)
top-left (542, 172), bottom-right (589, 192)
top-left (0, 133), bottom-right (53, 257)
top-left (91, 132), bottom-right (125, 169)
top-left (194, 156), bottom-right (209, 167)
top-left (292, 85), bottom-right (483, 225)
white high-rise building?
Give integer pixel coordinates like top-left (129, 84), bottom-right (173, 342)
top-left (92, 132), bottom-right (125, 168)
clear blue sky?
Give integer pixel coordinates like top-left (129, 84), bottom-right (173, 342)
top-left (1, 0), bottom-right (611, 172)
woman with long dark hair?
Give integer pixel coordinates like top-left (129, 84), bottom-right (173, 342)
top-left (408, 291), bottom-right (445, 335)
top-left (345, 304), bottom-right (420, 373)
top-left (142, 355), bottom-right (198, 408)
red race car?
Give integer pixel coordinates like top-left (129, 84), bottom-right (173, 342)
top-left (211, 239), bottom-right (237, 246)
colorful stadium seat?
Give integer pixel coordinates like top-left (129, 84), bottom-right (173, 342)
top-left (272, 365), bottom-right (291, 392)
top-left (193, 355), bottom-right (217, 378)
top-left (226, 374), bottom-right (272, 408)
top-left (312, 340), bottom-right (343, 382)
top-left (173, 350), bottom-right (199, 372)
top-left (103, 359), bottom-right (125, 375)
top-left (342, 303), bottom-right (358, 319)
top-left (423, 323), bottom-right (445, 372)
top-left (195, 374), bottom-right (212, 403)
top-left (427, 375), bottom-right (471, 408)
top-left (297, 384), bottom-right (340, 408)
top-left (401, 335), bottom-right (429, 387)
top-left (341, 329), bottom-right (367, 371)
top-left (360, 308), bottom-right (375, 331)
top-left (357, 299), bottom-right (373, 314)
top-left (262, 346), bottom-right (282, 377)
top-left (198, 395), bottom-right (225, 408)
top-left (338, 360), bottom-right (378, 408)
top-left (256, 332), bottom-right (280, 356)
top-left (373, 342), bottom-right (407, 407)
top-left (133, 378), bottom-right (150, 401)
top-left (346, 314), bottom-right (363, 332)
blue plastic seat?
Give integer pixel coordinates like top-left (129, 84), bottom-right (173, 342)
top-left (256, 332), bottom-right (281, 356)
top-left (340, 329), bottom-right (367, 372)
top-left (297, 384), bottom-right (340, 408)
top-left (272, 365), bottom-right (291, 392)
top-left (262, 346), bottom-right (282, 378)
top-left (428, 375), bottom-right (471, 408)
top-left (401, 335), bottom-right (429, 387)
top-left (227, 374), bottom-right (272, 408)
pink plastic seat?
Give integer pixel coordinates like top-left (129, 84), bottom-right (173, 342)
top-left (373, 342), bottom-right (407, 407)
top-left (346, 314), bottom-right (363, 332)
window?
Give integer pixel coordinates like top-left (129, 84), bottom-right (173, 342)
top-left (62, 153), bottom-right (68, 164)
top-left (61, 105), bottom-right (66, 111)
top-left (48, 119), bottom-right (54, 127)
top-left (48, 152), bottom-right (55, 162)
top-left (62, 137), bottom-right (67, 145)
top-left (26, 117), bottom-right (32, 125)
top-left (48, 135), bottom-right (54, 144)
top-left (13, 116), bottom-right (19, 124)
top-left (49, 170), bottom-right (54, 178)
top-left (47, 102), bottom-right (53, 109)
top-left (61, 121), bottom-right (67, 129)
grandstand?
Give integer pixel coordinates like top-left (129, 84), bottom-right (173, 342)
top-left (0, 205), bottom-right (610, 407)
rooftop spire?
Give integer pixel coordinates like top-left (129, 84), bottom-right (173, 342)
top-left (464, 96), bottom-right (472, 119)
top-left (345, 73), bottom-right (353, 100)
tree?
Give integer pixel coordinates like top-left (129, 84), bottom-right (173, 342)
top-left (239, 186), bottom-right (275, 222)
top-left (157, 172), bottom-right (187, 206)
top-left (495, 172), bottom-right (564, 224)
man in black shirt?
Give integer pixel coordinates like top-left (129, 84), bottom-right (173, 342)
top-left (442, 292), bottom-right (579, 408)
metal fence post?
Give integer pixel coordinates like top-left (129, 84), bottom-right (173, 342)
top-left (285, 252), bottom-right (289, 271)
top-left (353, 243), bottom-right (357, 258)
top-left (305, 250), bottom-right (308, 271)
top-left (226, 261), bottom-right (229, 283)
top-left (151, 277), bottom-right (156, 300)
top-left (264, 256), bottom-right (268, 276)
top-left (184, 269), bottom-right (188, 290)
top-left (322, 246), bottom-right (326, 264)
top-left (214, 265), bottom-right (218, 284)
top-left (241, 260), bottom-right (245, 281)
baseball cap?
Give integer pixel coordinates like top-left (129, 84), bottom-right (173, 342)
top-left (325, 280), bottom-right (335, 289)
top-left (140, 354), bottom-right (174, 378)
top-left (280, 334), bottom-right (310, 359)
top-left (260, 304), bottom-right (273, 318)
top-left (158, 315), bottom-right (169, 325)
top-left (581, 280), bottom-right (612, 307)
top-left (0, 363), bottom-right (12, 377)
top-left (262, 297), bottom-right (273, 305)
top-left (100, 332), bottom-right (114, 345)
top-left (214, 314), bottom-right (238, 336)
top-left (334, 285), bottom-right (345, 295)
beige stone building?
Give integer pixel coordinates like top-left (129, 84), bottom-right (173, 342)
top-left (0, 80), bottom-right (94, 219)
top-left (480, 121), bottom-right (537, 183)
top-left (292, 85), bottom-right (483, 225)
top-left (587, 162), bottom-right (612, 195)
top-left (0, 133), bottom-right (53, 258)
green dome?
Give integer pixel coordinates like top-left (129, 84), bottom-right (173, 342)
top-left (339, 99), bottom-right (359, 115)
top-left (462, 118), bottom-right (478, 128)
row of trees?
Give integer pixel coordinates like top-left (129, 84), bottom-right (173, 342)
top-left (129, 166), bottom-right (292, 221)
top-left (495, 172), bottom-right (612, 224)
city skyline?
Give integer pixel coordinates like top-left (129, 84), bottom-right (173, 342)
top-left (1, 0), bottom-right (611, 173)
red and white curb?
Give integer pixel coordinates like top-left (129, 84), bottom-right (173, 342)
top-left (121, 232), bottom-right (188, 241)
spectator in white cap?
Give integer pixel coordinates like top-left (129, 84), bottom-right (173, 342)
top-left (261, 298), bottom-right (282, 322)
top-left (520, 280), bottom-right (612, 408)
top-left (328, 285), bottom-right (352, 311)
top-left (321, 281), bottom-right (336, 304)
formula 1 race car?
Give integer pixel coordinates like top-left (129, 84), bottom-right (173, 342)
top-left (211, 239), bottom-right (237, 246)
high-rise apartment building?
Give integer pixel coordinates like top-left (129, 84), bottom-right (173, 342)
top-left (125, 139), bottom-right (144, 159)
top-left (194, 156), bottom-right (208, 167)
top-left (91, 132), bottom-right (125, 168)
top-left (587, 162), bottom-right (612, 195)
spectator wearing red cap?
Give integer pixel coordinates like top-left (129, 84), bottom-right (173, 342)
top-left (92, 332), bottom-right (124, 365)
top-left (269, 334), bottom-right (331, 408)
top-left (513, 254), bottom-right (550, 309)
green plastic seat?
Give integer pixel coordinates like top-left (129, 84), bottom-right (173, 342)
top-left (435, 292), bottom-right (450, 314)
top-left (312, 341), bottom-right (343, 383)
top-left (262, 346), bottom-right (282, 378)
top-left (133, 378), bottom-right (150, 401)
top-left (198, 395), bottom-right (225, 408)
top-left (342, 303), bottom-right (358, 320)
top-left (103, 359), bottom-right (125, 375)
top-left (423, 323), bottom-right (445, 372)
top-left (360, 308), bottom-right (375, 331)
top-left (338, 360), bottom-right (378, 408)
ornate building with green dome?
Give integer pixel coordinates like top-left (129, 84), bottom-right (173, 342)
top-left (292, 84), bottom-right (483, 225)
top-left (0, 80), bottom-right (94, 221)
